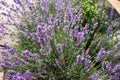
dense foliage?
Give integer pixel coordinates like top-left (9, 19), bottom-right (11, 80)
top-left (0, 0), bottom-right (120, 80)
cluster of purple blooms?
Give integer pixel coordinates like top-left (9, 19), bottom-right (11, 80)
top-left (0, 0), bottom-right (120, 80)
top-left (5, 70), bottom-right (33, 80)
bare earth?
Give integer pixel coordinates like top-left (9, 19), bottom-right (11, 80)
top-left (0, 73), bottom-right (3, 80)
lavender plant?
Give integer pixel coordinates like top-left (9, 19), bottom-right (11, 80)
top-left (0, 0), bottom-right (120, 80)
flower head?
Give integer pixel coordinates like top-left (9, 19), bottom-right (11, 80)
top-left (57, 44), bottom-right (63, 53)
top-left (32, 53), bottom-right (40, 60)
top-left (23, 70), bottom-right (33, 79)
top-left (95, 48), bottom-right (105, 62)
top-left (91, 73), bottom-right (100, 80)
top-left (22, 50), bottom-right (32, 58)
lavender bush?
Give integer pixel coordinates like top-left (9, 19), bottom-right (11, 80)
top-left (0, 0), bottom-right (120, 80)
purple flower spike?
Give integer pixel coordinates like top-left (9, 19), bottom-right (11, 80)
top-left (102, 61), bottom-right (113, 71)
top-left (55, 59), bottom-right (61, 68)
top-left (76, 55), bottom-right (84, 64)
top-left (57, 44), bottom-right (63, 53)
top-left (14, 57), bottom-right (25, 64)
top-left (114, 43), bottom-right (120, 50)
top-left (106, 25), bottom-right (112, 35)
top-left (8, 48), bottom-right (16, 55)
top-left (38, 64), bottom-right (44, 74)
top-left (65, 9), bottom-right (72, 22)
top-left (85, 59), bottom-right (91, 70)
top-left (39, 37), bottom-right (46, 46)
top-left (41, 0), bottom-right (48, 15)
top-left (70, 28), bottom-right (78, 37)
top-left (1, 60), bottom-right (14, 68)
top-left (23, 70), bottom-right (33, 79)
top-left (64, 26), bottom-right (69, 34)
top-left (14, 0), bottom-right (22, 5)
top-left (77, 32), bottom-right (85, 44)
top-left (83, 24), bottom-right (89, 36)
top-left (32, 54), bottom-right (40, 60)
top-left (22, 50), bottom-right (32, 58)
top-left (95, 48), bottom-right (105, 62)
top-left (114, 51), bottom-right (120, 58)
top-left (113, 64), bottom-right (120, 72)
top-left (33, 33), bottom-right (39, 41)
top-left (28, 3), bottom-right (35, 11)
top-left (5, 72), bottom-right (24, 80)
top-left (91, 73), bottom-right (100, 80)
top-left (73, 55), bottom-right (83, 66)
top-left (39, 48), bottom-right (45, 55)
top-left (107, 50), bottom-right (112, 55)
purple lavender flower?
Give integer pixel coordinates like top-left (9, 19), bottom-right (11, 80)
top-left (38, 64), bottom-right (44, 74)
top-left (8, 48), bottom-right (16, 55)
top-left (32, 33), bottom-right (39, 41)
top-left (23, 70), bottom-right (33, 79)
top-left (64, 26), bottom-right (69, 34)
top-left (76, 55), bottom-right (84, 64)
top-left (65, 9), bottom-right (72, 22)
top-left (46, 26), bottom-right (53, 36)
top-left (95, 48), bottom-right (105, 62)
top-left (114, 43), bottom-right (120, 50)
top-left (28, 3), bottom-right (35, 11)
top-left (13, 72), bottom-right (24, 80)
top-left (39, 37), bottom-right (46, 46)
top-left (1, 12), bottom-right (9, 16)
top-left (32, 53), bottom-right (40, 60)
top-left (5, 73), bottom-right (23, 80)
top-left (83, 24), bottom-right (89, 36)
top-left (21, 50), bottom-right (32, 58)
top-left (0, 59), bottom-right (5, 67)
top-left (1, 1), bottom-right (8, 7)
top-left (114, 51), bottom-right (120, 58)
top-left (43, 16), bottom-right (48, 24)
top-left (107, 50), bottom-right (112, 55)
top-left (110, 64), bottom-right (120, 79)
top-left (57, 44), bottom-right (63, 53)
top-left (73, 55), bottom-right (84, 66)
top-left (93, 23), bottom-right (98, 29)
top-left (14, 0), bottom-right (22, 5)
top-left (40, 0), bottom-right (48, 15)
top-left (114, 73), bottom-right (120, 79)
top-left (24, 29), bottom-right (33, 38)
top-left (37, 25), bottom-right (44, 35)
top-left (55, 16), bottom-right (61, 26)
top-left (7, 70), bottom-right (16, 74)
top-left (5, 74), bottom-right (12, 80)
top-left (1, 51), bottom-right (8, 56)
top-left (70, 28), bottom-right (78, 37)
top-left (55, 59), bottom-right (61, 68)
top-left (76, 32), bottom-right (85, 44)
top-left (49, 14), bottom-right (54, 24)
top-left (106, 25), bottom-right (112, 35)
top-left (39, 48), bottom-right (45, 55)
top-left (14, 57), bottom-right (25, 64)
top-left (28, 19), bottom-right (34, 25)
top-left (85, 59), bottom-right (91, 70)
top-left (102, 61), bottom-right (113, 71)
top-left (91, 73), bottom-right (100, 80)
top-left (6, 61), bottom-right (14, 68)
top-left (113, 64), bottom-right (120, 73)
top-left (72, 14), bottom-right (82, 23)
